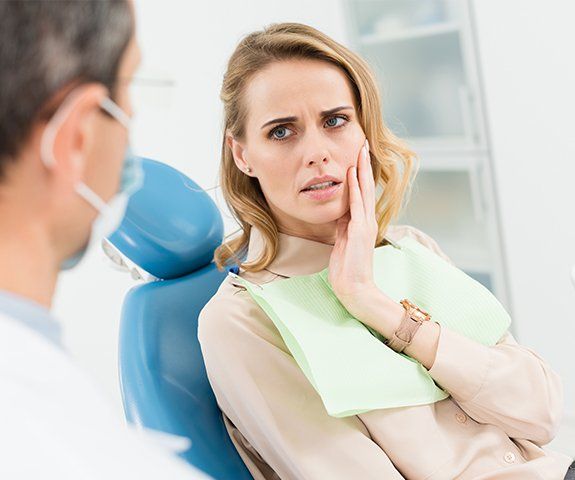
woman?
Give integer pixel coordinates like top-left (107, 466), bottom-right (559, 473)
top-left (198, 23), bottom-right (573, 479)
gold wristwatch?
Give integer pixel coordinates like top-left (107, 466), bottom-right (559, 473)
top-left (385, 299), bottom-right (431, 353)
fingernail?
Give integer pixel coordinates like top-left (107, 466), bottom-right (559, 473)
top-left (365, 139), bottom-right (370, 153)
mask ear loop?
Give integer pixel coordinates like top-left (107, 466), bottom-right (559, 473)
top-left (41, 90), bottom-right (131, 168)
top-left (40, 88), bottom-right (130, 215)
top-left (100, 97), bottom-right (130, 128)
top-left (74, 182), bottom-right (109, 212)
top-left (40, 88), bottom-right (93, 168)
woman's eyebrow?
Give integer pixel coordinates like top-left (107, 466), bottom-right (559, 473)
top-left (320, 105), bottom-right (354, 116)
top-left (260, 105), bottom-right (354, 130)
top-left (261, 115), bottom-right (297, 130)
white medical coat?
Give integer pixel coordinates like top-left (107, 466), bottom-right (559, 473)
top-left (0, 300), bottom-right (210, 479)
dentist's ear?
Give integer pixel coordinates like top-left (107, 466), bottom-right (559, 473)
top-left (226, 133), bottom-right (253, 176)
top-left (40, 84), bottom-right (108, 185)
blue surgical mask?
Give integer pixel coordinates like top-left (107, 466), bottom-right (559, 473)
top-left (40, 89), bottom-right (144, 270)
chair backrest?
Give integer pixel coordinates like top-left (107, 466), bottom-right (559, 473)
top-left (108, 158), bottom-right (252, 479)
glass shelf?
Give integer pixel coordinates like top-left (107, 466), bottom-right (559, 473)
top-left (350, 0), bottom-right (460, 39)
top-left (359, 21), bottom-right (460, 46)
top-left (412, 146), bottom-right (486, 172)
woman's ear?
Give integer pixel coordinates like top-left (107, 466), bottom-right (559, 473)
top-left (227, 133), bottom-right (253, 176)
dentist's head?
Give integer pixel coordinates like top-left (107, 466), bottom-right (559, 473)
top-left (0, 0), bottom-right (140, 305)
top-left (216, 23), bottom-right (415, 272)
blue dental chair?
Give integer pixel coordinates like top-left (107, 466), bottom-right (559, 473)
top-left (107, 158), bottom-right (253, 479)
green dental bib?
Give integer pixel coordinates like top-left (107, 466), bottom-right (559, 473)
top-left (229, 237), bottom-right (511, 418)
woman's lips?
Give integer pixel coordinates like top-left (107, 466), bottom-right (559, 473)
top-left (300, 182), bottom-right (342, 201)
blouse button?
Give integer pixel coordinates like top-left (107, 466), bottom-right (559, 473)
top-left (455, 413), bottom-right (467, 423)
top-left (504, 452), bottom-right (516, 463)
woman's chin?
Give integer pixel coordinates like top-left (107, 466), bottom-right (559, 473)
top-left (299, 202), bottom-right (349, 225)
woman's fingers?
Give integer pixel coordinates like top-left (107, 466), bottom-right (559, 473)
top-left (335, 212), bottom-right (350, 247)
top-left (347, 138), bottom-right (377, 235)
top-left (348, 146), bottom-right (365, 222)
top-left (357, 140), bottom-right (370, 211)
top-left (367, 142), bottom-right (376, 224)
top-left (361, 139), bottom-right (376, 220)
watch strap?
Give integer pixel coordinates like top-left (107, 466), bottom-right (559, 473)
top-left (385, 300), bottom-right (431, 353)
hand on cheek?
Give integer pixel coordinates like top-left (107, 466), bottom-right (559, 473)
top-left (328, 138), bottom-right (380, 304)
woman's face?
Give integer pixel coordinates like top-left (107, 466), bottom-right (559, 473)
top-left (230, 59), bottom-right (366, 241)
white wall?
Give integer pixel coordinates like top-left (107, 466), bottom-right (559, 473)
top-left (471, 0), bottom-right (575, 418)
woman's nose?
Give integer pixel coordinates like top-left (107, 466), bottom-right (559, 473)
top-left (301, 134), bottom-right (330, 167)
top-left (306, 155), bottom-right (328, 166)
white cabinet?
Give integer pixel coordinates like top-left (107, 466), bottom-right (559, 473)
top-left (345, 0), bottom-right (511, 313)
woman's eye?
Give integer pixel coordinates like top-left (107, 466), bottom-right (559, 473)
top-left (270, 125), bottom-right (294, 141)
top-left (324, 115), bottom-right (347, 128)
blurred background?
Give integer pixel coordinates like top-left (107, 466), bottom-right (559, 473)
top-left (53, 0), bottom-right (575, 454)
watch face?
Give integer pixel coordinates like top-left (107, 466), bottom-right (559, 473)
top-left (401, 299), bottom-right (430, 322)
top-left (413, 310), bottom-right (428, 322)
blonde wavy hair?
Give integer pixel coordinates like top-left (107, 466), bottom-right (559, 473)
top-left (214, 22), bottom-right (416, 272)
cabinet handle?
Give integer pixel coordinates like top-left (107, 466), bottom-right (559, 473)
top-left (458, 85), bottom-right (477, 146)
top-left (468, 161), bottom-right (487, 222)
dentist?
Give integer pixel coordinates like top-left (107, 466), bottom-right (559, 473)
top-left (0, 1), bottom-right (208, 478)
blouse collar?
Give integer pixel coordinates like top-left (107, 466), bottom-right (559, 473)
top-left (245, 226), bottom-right (336, 278)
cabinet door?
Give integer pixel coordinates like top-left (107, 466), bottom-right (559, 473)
top-left (347, 0), bottom-right (480, 147)
top-left (345, 0), bottom-right (510, 309)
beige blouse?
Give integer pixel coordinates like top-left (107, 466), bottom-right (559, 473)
top-left (198, 225), bottom-right (573, 479)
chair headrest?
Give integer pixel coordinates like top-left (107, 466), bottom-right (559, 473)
top-left (107, 158), bottom-right (223, 280)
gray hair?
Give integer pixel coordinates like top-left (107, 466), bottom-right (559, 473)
top-left (0, 0), bottom-right (133, 178)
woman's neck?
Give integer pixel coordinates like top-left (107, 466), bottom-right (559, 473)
top-left (277, 220), bottom-right (338, 246)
